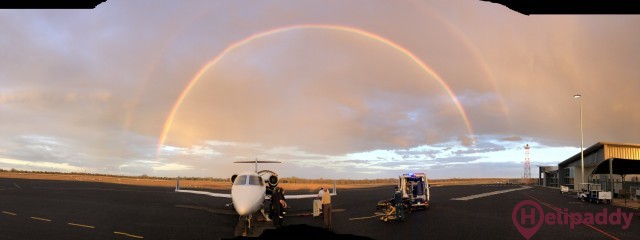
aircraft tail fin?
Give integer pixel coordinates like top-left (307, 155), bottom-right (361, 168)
top-left (233, 161), bottom-right (282, 163)
top-left (234, 158), bottom-right (281, 173)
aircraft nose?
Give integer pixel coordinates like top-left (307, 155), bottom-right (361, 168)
top-left (235, 203), bottom-right (251, 216)
top-left (234, 198), bottom-right (255, 216)
top-left (232, 186), bottom-right (262, 216)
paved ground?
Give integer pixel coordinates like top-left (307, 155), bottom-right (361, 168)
top-left (1, 177), bottom-right (639, 239)
top-left (0, 177), bottom-right (235, 240)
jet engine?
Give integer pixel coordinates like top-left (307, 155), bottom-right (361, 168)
top-left (268, 175), bottom-right (278, 188)
top-left (258, 170), bottom-right (279, 188)
top-left (231, 174), bottom-right (237, 185)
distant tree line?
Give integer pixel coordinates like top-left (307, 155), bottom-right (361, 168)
top-left (279, 177), bottom-right (396, 184)
top-left (0, 168), bottom-right (522, 184)
top-left (0, 168), bottom-right (397, 184)
top-left (0, 168), bottom-right (394, 184)
top-left (430, 178), bottom-right (509, 182)
top-left (0, 168), bottom-right (228, 182)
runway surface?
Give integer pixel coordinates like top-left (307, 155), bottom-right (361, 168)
top-left (2, 177), bottom-right (640, 239)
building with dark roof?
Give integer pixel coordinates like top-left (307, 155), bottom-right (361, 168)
top-left (557, 142), bottom-right (640, 194)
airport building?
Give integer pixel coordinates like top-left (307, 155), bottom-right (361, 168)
top-left (538, 165), bottom-right (558, 187)
top-left (557, 142), bottom-right (640, 195)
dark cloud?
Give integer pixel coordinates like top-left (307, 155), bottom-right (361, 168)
top-left (500, 136), bottom-right (522, 142)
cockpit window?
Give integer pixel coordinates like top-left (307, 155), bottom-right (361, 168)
top-left (233, 175), bottom-right (248, 185)
top-left (249, 175), bottom-right (263, 186)
top-left (233, 175), bottom-right (263, 186)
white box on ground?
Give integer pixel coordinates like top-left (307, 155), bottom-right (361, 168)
top-left (598, 191), bottom-right (612, 200)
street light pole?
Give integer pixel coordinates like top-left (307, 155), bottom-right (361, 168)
top-left (573, 94), bottom-right (584, 186)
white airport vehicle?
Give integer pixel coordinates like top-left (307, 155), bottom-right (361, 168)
top-left (399, 173), bottom-right (430, 210)
top-left (577, 183), bottom-right (596, 199)
top-left (174, 159), bottom-right (336, 235)
top-left (598, 191), bottom-right (612, 204)
top-left (632, 187), bottom-right (640, 200)
top-left (376, 172), bottom-right (430, 222)
top-left (576, 183), bottom-right (611, 204)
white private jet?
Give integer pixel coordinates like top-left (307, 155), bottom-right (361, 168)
top-left (175, 159), bottom-right (336, 235)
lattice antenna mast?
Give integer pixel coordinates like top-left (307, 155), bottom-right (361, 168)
top-left (524, 144), bottom-right (531, 184)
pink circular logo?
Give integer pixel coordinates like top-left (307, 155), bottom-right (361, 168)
top-left (512, 200), bottom-right (544, 240)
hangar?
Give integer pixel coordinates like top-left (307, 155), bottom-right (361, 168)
top-left (558, 142), bottom-right (640, 195)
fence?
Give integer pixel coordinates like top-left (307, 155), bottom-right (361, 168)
top-left (588, 179), bottom-right (640, 199)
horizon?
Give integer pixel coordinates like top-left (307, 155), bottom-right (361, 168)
top-left (0, 168), bottom-right (532, 182)
top-left (1, 1), bottom-right (638, 180)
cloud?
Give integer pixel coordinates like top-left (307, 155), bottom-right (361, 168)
top-left (153, 163), bottom-right (194, 171)
top-left (500, 136), bottom-right (522, 142)
top-left (0, 158), bottom-right (84, 172)
top-left (118, 160), bottom-right (194, 174)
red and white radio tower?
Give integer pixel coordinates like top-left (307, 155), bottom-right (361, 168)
top-left (524, 144), bottom-right (531, 184)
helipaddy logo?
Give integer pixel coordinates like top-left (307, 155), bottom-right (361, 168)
top-left (512, 200), bottom-right (635, 239)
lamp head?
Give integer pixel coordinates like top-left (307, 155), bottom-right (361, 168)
top-left (573, 94), bottom-right (582, 98)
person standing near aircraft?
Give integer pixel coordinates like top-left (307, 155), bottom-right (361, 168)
top-left (321, 187), bottom-right (332, 230)
top-left (271, 187), bottom-right (284, 228)
top-left (314, 187), bottom-right (324, 217)
top-left (280, 188), bottom-right (287, 225)
top-left (393, 186), bottom-right (405, 221)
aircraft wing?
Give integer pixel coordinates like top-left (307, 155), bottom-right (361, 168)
top-left (176, 189), bottom-right (232, 198)
top-left (282, 194), bottom-right (323, 199)
top-left (174, 177), bottom-right (231, 198)
top-left (273, 181), bottom-right (337, 199)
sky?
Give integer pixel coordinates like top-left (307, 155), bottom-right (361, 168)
top-left (1, 0), bottom-right (639, 179)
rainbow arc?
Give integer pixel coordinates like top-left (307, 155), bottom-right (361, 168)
top-left (157, 24), bottom-right (475, 155)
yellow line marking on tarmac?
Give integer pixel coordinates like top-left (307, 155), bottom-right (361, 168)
top-left (68, 223), bottom-right (95, 229)
top-left (114, 231), bottom-right (144, 239)
top-left (349, 213), bottom-right (385, 220)
top-left (2, 211), bottom-right (17, 216)
top-left (30, 217), bottom-right (52, 222)
top-left (451, 186), bottom-right (531, 201)
top-left (349, 215), bottom-right (380, 220)
top-left (32, 186), bottom-right (166, 193)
